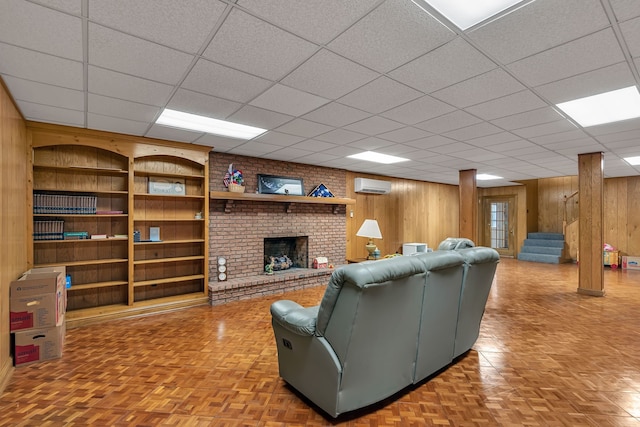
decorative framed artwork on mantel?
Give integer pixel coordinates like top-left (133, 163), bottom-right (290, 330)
top-left (258, 174), bottom-right (304, 196)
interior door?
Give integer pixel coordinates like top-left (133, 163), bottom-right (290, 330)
top-left (483, 196), bottom-right (516, 257)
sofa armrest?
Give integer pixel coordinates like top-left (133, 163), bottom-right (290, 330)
top-left (270, 300), bottom-right (319, 336)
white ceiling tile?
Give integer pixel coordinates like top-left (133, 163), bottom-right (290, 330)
top-left (227, 105), bottom-right (294, 129)
top-left (490, 107), bottom-right (565, 131)
top-left (281, 49), bottom-right (378, 99)
top-left (443, 122), bottom-right (502, 142)
top-left (621, 17), bottom-right (640, 58)
top-left (465, 90), bottom-right (547, 121)
top-left (466, 132), bottom-right (521, 148)
top-left (88, 66), bottom-right (174, 106)
top-left (260, 147), bottom-right (313, 161)
top-left (30, 0), bottom-right (81, 15)
top-left (0, 42), bottom-right (83, 90)
top-left (145, 124), bottom-right (204, 143)
top-left (378, 127), bottom-right (432, 143)
top-left (338, 76), bottom-right (423, 114)
top-left (327, 0), bottom-right (454, 73)
top-left (87, 113), bottom-right (149, 136)
top-left (88, 94), bottom-right (160, 123)
top-left (275, 118), bottom-right (333, 138)
top-left (89, 24), bottom-right (195, 84)
top-left (182, 59), bottom-right (273, 103)
top-left (237, 0), bottom-right (379, 44)
top-left (534, 62), bottom-right (635, 104)
top-left (249, 84), bottom-right (329, 116)
top-left (431, 68), bottom-right (525, 108)
top-left (415, 110), bottom-right (481, 134)
top-left (167, 89), bottom-right (241, 120)
top-left (18, 100), bottom-right (84, 126)
top-left (507, 29), bottom-right (625, 87)
top-left (2, 75), bottom-right (84, 111)
top-left (0, 0), bottom-right (83, 61)
top-left (315, 129), bottom-right (366, 144)
top-left (512, 120), bottom-right (578, 139)
top-left (381, 95), bottom-right (456, 125)
top-left (404, 135), bottom-right (457, 150)
top-left (610, 0), bottom-right (640, 22)
top-left (585, 116), bottom-right (640, 136)
top-left (429, 142), bottom-right (475, 155)
top-left (195, 134), bottom-right (246, 151)
top-left (529, 129), bottom-right (591, 145)
top-left (343, 116), bottom-right (405, 136)
top-left (290, 139), bottom-right (338, 152)
top-left (389, 37), bottom-right (496, 93)
top-left (294, 153), bottom-right (342, 165)
top-left (596, 128), bottom-right (640, 144)
top-left (89, 0), bottom-right (227, 53)
top-left (347, 136), bottom-right (395, 151)
top-left (486, 140), bottom-right (538, 153)
top-left (320, 144), bottom-right (364, 157)
top-left (252, 131), bottom-right (305, 147)
top-left (468, 0), bottom-right (609, 64)
top-left (229, 140), bottom-right (281, 156)
top-left (301, 103), bottom-right (370, 127)
top-left (202, 9), bottom-right (318, 80)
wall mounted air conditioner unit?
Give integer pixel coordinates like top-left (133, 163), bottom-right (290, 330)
top-left (354, 178), bottom-right (391, 194)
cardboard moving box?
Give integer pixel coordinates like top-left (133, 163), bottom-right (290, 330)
top-left (622, 256), bottom-right (640, 270)
top-left (13, 321), bottom-right (65, 366)
top-left (10, 271), bottom-right (66, 332)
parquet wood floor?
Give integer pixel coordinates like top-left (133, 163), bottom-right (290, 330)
top-left (3, 259), bottom-right (640, 426)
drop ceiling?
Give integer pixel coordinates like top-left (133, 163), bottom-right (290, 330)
top-left (2, 0), bottom-right (640, 187)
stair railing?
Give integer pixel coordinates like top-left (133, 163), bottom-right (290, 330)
top-left (563, 191), bottom-right (579, 235)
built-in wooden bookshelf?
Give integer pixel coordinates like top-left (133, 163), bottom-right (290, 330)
top-left (28, 123), bottom-right (210, 327)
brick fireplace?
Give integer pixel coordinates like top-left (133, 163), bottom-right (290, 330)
top-left (208, 153), bottom-right (348, 304)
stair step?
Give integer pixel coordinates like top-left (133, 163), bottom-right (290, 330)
top-left (522, 238), bottom-right (565, 248)
top-left (527, 232), bottom-right (564, 240)
top-left (517, 253), bottom-right (566, 264)
top-left (520, 246), bottom-right (564, 256)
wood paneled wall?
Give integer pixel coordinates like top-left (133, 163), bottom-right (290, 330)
top-left (604, 176), bottom-right (640, 256)
top-left (537, 176), bottom-right (578, 233)
top-left (346, 171), bottom-right (459, 259)
top-left (0, 79), bottom-right (28, 392)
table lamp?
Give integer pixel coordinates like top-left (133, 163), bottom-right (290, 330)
top-left (356, 219), bottom-right (382, 259)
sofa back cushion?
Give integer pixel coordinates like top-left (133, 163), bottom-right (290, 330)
top-left (413, 251), bottom-right (466, 382)
top-left (316, 256), bottom-right (427, 410)
top-left (453, 247), bottom-right (499, 358)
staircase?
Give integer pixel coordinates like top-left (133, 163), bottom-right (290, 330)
top-left (518, 232), bottom-right (570, 264)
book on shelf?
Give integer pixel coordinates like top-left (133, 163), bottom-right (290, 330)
top-left (90, 234), bottom-right (108, 240)
top-left (96, 210), bottom-right (124, 215)
top-left (33, 193), bottom-right (97, 214)
top-left (63, 231), bottom-right (89, 240)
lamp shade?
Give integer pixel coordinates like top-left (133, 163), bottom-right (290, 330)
top-left (356, 219), bottom-right (382, 239)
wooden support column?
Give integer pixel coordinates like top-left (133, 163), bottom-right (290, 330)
top-left (578, 152), bottom-right (604, 296)
top-left (459, 169), bottom-right (478, 243)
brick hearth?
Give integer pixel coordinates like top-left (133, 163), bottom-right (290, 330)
top-left (208, 153), bottom-right (347, 304)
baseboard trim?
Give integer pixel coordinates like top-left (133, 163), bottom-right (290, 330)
top-left (577, 287), bottom-right (606, 297)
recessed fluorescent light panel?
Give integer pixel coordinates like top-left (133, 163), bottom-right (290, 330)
top-left (156, 109), bottom-right (267, 139)
top-left (624, 156), bottom-right (640, 166)
top-left (476, 173), bottom-right (502, 180)
top-left (420, 0), bottom-right (528, 30)
top-left (348, 151), bottom-right (409, 164)
top-left (556, 86), bottom-right (640, 127)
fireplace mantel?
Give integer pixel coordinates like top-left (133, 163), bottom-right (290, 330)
top-left (210, 191), bottom-right (355, 213)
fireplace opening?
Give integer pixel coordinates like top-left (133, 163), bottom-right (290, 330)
top-left (264, 236), bottom-right (308, 271)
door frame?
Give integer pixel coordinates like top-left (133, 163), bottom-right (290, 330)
top-left (481, 195), bottom-right (517, 257)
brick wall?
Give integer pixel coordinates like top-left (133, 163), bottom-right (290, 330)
top-left (209, 153), bottom-right (347, 288)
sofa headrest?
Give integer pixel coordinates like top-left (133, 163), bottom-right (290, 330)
top-left (457, 247), bottom-right (500, 264)
top-left (413, 250), bottom-right (466, 271)
top-left (316, 256), bottom-right (426, 334)
top-left (437, 237), bottom-right (476, 251)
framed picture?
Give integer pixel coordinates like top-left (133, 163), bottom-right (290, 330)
top-left (258, 174), bottom-right (304, 196)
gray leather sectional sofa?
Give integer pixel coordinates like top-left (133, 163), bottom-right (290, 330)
top-left (270, 241), bottom-right (499, 418)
